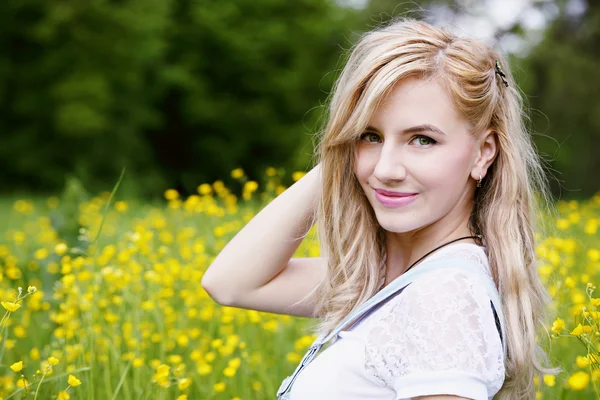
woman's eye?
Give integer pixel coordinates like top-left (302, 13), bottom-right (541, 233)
top-left (358, 132), bottom-right (436, 147)
top-left (359, 132), bottom-right (380, 142)
top-left (412, 135), bottom-right (436, 146)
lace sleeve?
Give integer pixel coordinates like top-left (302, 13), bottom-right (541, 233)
top-left (364, 267), bottom-right (505, 400)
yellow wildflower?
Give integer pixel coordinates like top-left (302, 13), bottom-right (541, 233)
top-left (176, 395), bottom-right (188, 400)
top-left (34, 248), bottom-right (49, 260)
top-left (244, 181), bottom-right (258, 193)
top-left (67, 374), bottom-right (82, 387)
top-left (48, 356), bottom-right (59, 366)
top-left (576, 355), bottom-right (591, 368)
top-left (292, 171), bottom-right (306, 182)
top-left (213, 382), bottom-right (226, 393)
top-left (17, 377), bottom-right (28, 388)
top-left (2, 301), bottom-right (22, 312)
top-left (556, 219), bottom-right (569, 230)
top-left (178, 378), bottom-right (191, 390)
top-left (197, 183), bottom-right (213, 195)
top-left (551, 318), bottom-right (564, 333)
top-left (568, 371), bottom-right (590, 390)
top-left (231, 168), bottom-right (244, 179)
top-left (570, 323), bottom-right (592, 336)
top-left (10, 361), bottom-right (23, 372)
top-left (55, 243), bottom-right (68, 256)
top-left (58, 391), bottom-right (70, 400)
top-left (543, 374), bottom-right (556, 387)
top-left (266, 166), bottom-right (277, 176)
top-left (115, 201), bottom-right (128, 212)
top-left (164, 189), bottom-right (179, 201)
top-left (287, 352), bottom-right (301, 363)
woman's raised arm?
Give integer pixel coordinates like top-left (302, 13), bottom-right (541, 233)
top-left (201, 163), bottom-right (325, 317)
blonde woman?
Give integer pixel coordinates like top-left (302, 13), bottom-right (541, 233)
top-left (202, 17), bottom-right (562, 400)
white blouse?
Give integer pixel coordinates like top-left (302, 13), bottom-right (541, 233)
top-left (289, 243), bottom-right (506, 400)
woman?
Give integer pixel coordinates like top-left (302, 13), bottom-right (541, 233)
top-left (202, 17), bottom-right (562, 399)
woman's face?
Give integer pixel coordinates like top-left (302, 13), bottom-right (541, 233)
top-left (354, 76), bottom-right (487, 235)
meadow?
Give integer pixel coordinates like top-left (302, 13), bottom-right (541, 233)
top-left (0, 167), bottom-right (599, 399)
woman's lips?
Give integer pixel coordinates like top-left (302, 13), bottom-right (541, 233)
top-left (374, 191), bottom-right (419, 207)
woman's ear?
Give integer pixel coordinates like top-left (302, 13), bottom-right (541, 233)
top-left (472, 128), bottom-right (498, 180)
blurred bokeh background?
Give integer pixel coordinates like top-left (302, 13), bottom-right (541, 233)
top-left (0, 0), bottom-right (597, 200)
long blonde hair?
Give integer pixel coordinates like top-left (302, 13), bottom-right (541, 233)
top-left (299, 17), bottom-right (562, 399)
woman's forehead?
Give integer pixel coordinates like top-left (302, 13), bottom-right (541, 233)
top-left (369, 77), bottom-right (471, 135)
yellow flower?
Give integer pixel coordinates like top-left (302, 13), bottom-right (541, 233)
top-left (34, 248), bottom-right (49, 260)
top-left (2, 301), bottom-right (22, 312)
top-left (176, 395), bottom-right (188, 400)
top-left (568, 371), bottom-right (590, 390)
top-left (27, 285), bottom-right (37, 294)
top-left (178, 378), bottom-right (191, 390)
top-left (576, 355), bottom-right (591, 368)
top-left (543, 374), bottom-right (556, 387)
top-left (556, 219), bottom-right (570, 230)
top-left (10, 361), bottom-right (23, 372)
top-left (243, 181), bottom-right (258, 193)
top-left (292, 171), bottom-right (306, 182)
top-left (132, 357), bottom-right (144, 368)
top-left (570, 323), bottom-right (592, 336)
top-left (114, 201), bottom-right (128, 212)
top-left (197, 183), bottom-right (213, 195)
top-left (588, 249), bottom-right (600, 262)
top-left (551, 318), bottom-right (565, 333)
top-left (231, 168), bottom-right (245, 179)
top-left (153, 364), bottom-right (170, 383)
top-left (213, 381), bottom-right (226, 393)
top-left (17, 377), bottom-right (28, 388)
top-left (55, 243), bottom-right (68, 256)
top-left (58, 391), bottom-right (70, 400)
top-left (30, 348), bottom-right (40, 360)
top-left (164, 189), bottom-right (179, 201)
top-left (48, 356), bottom-right (59, 366)
top-left (197, 364), bottom-right (212, 375)
top-left (286, 352), bottom-right (301, 363)
top-left (585, 219), bottom-right (598, 235)
top-left (67, 374), bottom-right (82, 387)
top-left (266, 167), bottom-right (277, 177)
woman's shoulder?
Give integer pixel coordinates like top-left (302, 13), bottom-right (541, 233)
top-left (361, 248), bottom-right (505, 393)
top-left (424, 242), bottom-right (493, 280)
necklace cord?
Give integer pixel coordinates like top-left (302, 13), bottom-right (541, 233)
top-left (382, 235), bottom-right (483, 287)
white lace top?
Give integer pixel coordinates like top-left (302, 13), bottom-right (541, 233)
top-left (288, 243), bottom-right (506, 400)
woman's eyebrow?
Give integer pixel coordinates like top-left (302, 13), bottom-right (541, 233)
top-left (364, 124), bottom-right (447, 136)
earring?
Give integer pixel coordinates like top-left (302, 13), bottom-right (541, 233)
top-left (477, 174), bottom-right (482, 188)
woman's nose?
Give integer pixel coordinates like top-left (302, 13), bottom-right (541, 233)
top-left (373, 146), bottom-right (407, 183)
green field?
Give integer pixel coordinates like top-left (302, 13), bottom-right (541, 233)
top-left (0, 168), bottom-right (599, 399)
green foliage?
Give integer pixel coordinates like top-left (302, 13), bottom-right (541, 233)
top-left (518, 2), bottom-right (600, 199)
top-left (0, 0), bottom-right (356, 197)
top-left (0, 0), bottom-right (597, 198)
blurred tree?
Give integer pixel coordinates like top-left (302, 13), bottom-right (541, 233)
top-left (0, 0), bottom-right (172, 196)
top-left (148, 0), bottom-right (358, 195)
top-left (0, 0), bottom-right (597, 198)
top-left (518, 1), bottom-right (600, 198)
top-left (0, 0), bottom-right (358, 197)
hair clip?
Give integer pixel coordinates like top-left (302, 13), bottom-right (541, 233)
top-left (495, 60), bottom-right (509, 88)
